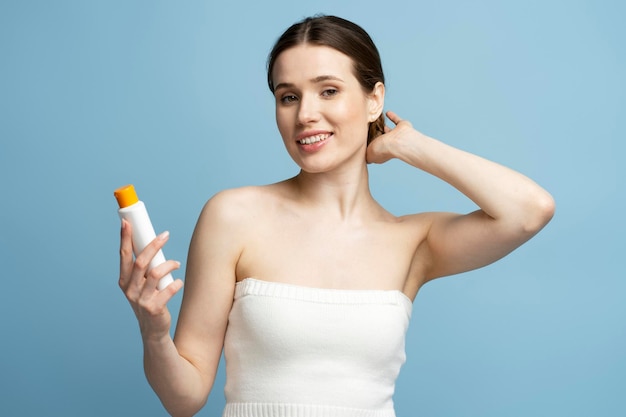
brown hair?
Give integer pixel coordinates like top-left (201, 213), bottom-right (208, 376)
top-left (267, 15), bottom-right (386, 144)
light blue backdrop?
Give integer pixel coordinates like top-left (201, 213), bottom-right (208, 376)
top-left (1, 0), bottom-right (624, 416)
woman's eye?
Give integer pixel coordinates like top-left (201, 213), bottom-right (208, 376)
top-left (322, 89), bottom-right (338, 97)
top-left (280, 95), bottom-right (298, 104)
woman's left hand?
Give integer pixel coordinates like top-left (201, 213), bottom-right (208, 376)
top-left (366, 110), bottom-right (424, 164)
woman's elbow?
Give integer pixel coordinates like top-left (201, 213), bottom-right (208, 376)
top-left (165, 398), bottom-right (208, 417)
top-left (523, 191), bottom-right (556, 234)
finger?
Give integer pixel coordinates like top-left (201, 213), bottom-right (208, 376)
top-left (141, 259), bottom-right (181, 296)
top-left (154, 279), bottom-right (184, 306)
top-left (119, 220), bottom-right (134, 290)
top-left (135, 279), bottom-right (183, 326)
top-left (129, 231), bottom-right (170, 293)
top-left (385, 110), bottom-right (402, 125)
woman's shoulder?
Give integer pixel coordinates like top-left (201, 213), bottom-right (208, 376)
top-left (199, 182), bottom-right (289, 223)
top-left (208, 182), bottom-right (287, 205)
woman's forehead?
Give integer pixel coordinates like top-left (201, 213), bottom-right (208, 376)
top-left (272, 45), bottom-right (356, 86)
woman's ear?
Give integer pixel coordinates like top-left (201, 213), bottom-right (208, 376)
top-left (368, 82), bottom-right (385, 122)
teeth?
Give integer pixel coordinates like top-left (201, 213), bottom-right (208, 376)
top-left (299, 133), bottom-right (330, 145)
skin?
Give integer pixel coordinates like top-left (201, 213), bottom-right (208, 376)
top-left (119, 44), bottom-right (555, 416)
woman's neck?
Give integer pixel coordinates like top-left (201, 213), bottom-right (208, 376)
top-left (290, 162), bottom-right (379, 221)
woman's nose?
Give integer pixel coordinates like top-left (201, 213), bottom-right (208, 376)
top-left (296, 95), bottom-right (320, 125)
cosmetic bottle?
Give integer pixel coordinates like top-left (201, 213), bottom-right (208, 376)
top-left (114, 184), bottom-right (174, 290)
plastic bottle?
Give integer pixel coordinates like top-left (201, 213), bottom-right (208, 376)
top-left (114, 184), bottom-right (174, 290)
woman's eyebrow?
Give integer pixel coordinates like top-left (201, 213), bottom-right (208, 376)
top-left (311, 75), bottom-right (344, 84)
top-left (274, 75), bottom-right (345, 92)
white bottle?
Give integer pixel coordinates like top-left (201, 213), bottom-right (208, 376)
top-left (114, 184), bottom-right (174, 290)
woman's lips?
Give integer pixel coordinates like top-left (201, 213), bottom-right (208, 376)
top-left (297, 133), bottom-right (331, 145)
top-left (295, 132), bottom-right (333, 152)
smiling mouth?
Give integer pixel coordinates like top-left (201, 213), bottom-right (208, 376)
top-left (298, 133), bottom-right (331, 145)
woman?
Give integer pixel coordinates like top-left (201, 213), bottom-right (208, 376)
top-left (119, 15), bottom-right (555, 417)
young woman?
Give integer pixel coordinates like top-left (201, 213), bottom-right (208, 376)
top-left (119, 15), bottom-right (555, 417)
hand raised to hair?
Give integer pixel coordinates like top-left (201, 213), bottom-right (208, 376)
top-left (366, 111), bottom-right (424, 164)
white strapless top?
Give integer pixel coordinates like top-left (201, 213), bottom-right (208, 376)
top-left (222, 278), bottom-right (412, 417)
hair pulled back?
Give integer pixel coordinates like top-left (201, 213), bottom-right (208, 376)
top-left (267, 15), bottom-right (386, 144)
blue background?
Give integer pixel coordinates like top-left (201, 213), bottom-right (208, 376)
top-left (1, 0), bottom-right (624, 416)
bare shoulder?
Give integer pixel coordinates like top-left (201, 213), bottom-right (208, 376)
top-left (363, 207), bottom-right (440, 252)
top-left (395, 210), bottom-right (458, 252)
top-left (393, 210), bottom-right (441, 234)
top-left (196, 183), bottom-right (288, 244)
top-left (202, 185), bottom-right (267, 213)
top-left (198, 184), bottom-right (285, 225)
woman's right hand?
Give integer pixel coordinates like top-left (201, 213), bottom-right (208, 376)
top-left (119, 219), bottom-right (184, 341)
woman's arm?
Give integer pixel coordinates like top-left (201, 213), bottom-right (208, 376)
top-left (367, 111), bottom-right (555, 283)
top-left (119, 190), bottom-right (243, 416)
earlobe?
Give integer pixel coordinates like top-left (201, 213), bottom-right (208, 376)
top-left (368, 82), bottom-right (385, 121)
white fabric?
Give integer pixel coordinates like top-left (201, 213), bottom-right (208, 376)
top-left (223, 278), bottom-right (412, 417)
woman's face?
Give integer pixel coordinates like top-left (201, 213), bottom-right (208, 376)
top-left (271, 44), bottom-right (383, 173)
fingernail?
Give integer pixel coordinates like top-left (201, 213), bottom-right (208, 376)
top-left (158, 231), bottom-right (170, 240)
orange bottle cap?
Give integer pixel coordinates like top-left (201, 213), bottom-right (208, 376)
top-left (114, 184), bottom-right (139, 208)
